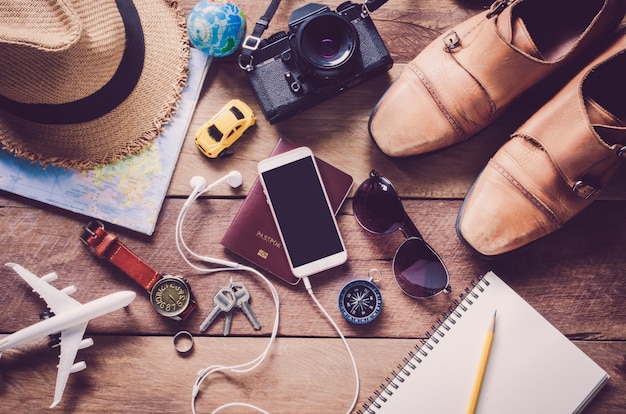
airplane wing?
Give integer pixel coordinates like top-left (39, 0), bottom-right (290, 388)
top-left (51, 323), bottom-right (88, 408)
top-left (6, 263), bottom-right (81, 314)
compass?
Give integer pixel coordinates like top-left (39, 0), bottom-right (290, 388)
top-left (338, 274), bottom-right (383, 325)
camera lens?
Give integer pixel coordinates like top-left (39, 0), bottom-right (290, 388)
top-left (296, 13), bottom-right (359, 80)
top-left (317, 38), bottom-right (341, 60)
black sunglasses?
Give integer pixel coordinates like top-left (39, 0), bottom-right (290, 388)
top-left (353, 170), bottom-right (451, 299)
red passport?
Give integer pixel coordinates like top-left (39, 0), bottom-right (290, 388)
top-left (221, 138), bottom-right (353, 285)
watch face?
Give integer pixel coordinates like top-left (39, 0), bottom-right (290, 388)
top-left (150, 276), bottom-right (191, 317)
top-left (338, 279), bottom-right (383, 324)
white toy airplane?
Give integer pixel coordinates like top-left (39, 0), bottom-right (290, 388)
top-left (0, 263), bottom-right (136, 408)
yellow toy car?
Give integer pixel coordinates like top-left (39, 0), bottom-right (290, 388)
top-left (194, 99), bottom-right (256, 158)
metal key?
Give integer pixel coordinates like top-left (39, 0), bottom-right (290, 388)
top-left (222, 309), bottom-right (233, 336)
top-left (231, 282), bottom-right (261, 330)
top-left (199, 287), bottom-right (236, 332)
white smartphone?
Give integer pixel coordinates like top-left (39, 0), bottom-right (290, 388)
top-left (257, 146), bottom-right (347, 278)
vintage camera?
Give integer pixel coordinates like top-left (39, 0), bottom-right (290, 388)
top-left (241, 1), bottom-right (393, 123)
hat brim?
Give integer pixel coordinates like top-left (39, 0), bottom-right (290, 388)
top-left (0, 0), bottom-right (189, 169)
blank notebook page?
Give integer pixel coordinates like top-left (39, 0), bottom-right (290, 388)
top-left (368, 271), bottom-right (608, 413)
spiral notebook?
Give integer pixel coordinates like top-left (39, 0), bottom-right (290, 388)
top-left (360, 271), bottom-right (609, 414)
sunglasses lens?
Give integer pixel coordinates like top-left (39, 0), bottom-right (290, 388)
top-left (392, 237), bottom-right (449, 299)
top-left (354, 175), bottom-right (405, 234)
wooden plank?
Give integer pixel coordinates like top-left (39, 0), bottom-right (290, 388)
top-left (1, 194), bottom-right (624, 341)
top-left (0, 337), bottom-right (624, 413)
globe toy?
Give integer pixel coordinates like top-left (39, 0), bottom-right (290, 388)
top-left (187, 0), bottom-right (246, 58)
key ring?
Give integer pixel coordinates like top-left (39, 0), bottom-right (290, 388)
top-left (173, 331), bottom-right (194, 354)
top-left (368, 268), bottom-right (382, 283)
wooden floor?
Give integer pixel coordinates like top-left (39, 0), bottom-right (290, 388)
top-left (1, 0), bottom-right (625, 412)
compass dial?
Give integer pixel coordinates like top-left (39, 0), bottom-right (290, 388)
top-left (338, 279), bottom-right (383, 324)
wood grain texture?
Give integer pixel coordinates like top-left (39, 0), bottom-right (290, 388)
top-left (1, 0), bottom-right (625, 412)
top-left (0, 337), bottom-right (624, 413)
top-left (1, 195), bottom-right (625, 338)
top-left (0, 193), bottom-right (625, 412)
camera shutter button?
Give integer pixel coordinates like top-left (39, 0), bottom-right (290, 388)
top-left (285, 72), bottom-right (302, 93)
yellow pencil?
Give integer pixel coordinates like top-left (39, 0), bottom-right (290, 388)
top-left (466, 310), bottom-right (497, 414)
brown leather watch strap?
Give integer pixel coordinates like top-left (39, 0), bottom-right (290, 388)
top-left (177, 301), bottom-right (197, 321)
top-left (80, 221), bottom-right (160, 292)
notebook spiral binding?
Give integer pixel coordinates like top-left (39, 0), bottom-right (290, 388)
top-left (357, 275), bottom-right (491, 414)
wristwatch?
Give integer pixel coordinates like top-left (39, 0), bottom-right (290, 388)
top-left (80, 220), bottom-right (197, 321)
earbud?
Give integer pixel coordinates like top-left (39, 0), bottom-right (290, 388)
top-left (204, 170), bottom-right (243, 193)
top-left (189, 176), bottom-right (207, 193)
top-left (225, 170), bottom-right (243, 189)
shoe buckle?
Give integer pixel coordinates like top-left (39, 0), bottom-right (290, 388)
top-left (444, 31), bottom-right (460, 51)
top-left (486, 0), bottom-right (512, 19)
top-left (618, 146), bottom-right (625, 158)
top-left (572, 180), bottom-right (597, 200)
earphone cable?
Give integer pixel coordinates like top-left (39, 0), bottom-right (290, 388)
top-left (176, 186), bottom-right (279, 414)
top-left (179, 175), bottom-right (358, 413)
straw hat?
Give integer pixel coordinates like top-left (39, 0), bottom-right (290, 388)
top-left (0, 0), bottom-right (189, 169)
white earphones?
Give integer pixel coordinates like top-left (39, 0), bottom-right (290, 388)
top-left (190, 169), bottom-right (242, 191)
top-left (176, 170), bottom-right (282, 414)
top-left (179, 170), bottom-right (245, 269)
top-left (189, 170), bottom-right (243, 192)
top-left (185, 170), bottom-right (243, 207)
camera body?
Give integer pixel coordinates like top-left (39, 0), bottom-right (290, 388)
top-left (243, 1), bottom-right (393, 123)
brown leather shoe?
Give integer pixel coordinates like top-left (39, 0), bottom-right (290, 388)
top-left (456, 29), bottom-right (626, 258)
top-left (368, 0), bottom-right (625, 157)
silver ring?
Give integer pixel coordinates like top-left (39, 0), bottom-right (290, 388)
top-left (173, 331), bottom-right (194, 354)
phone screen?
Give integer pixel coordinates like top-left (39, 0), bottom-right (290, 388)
top-left (260, 154), bottom-right (345, 271)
